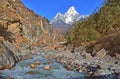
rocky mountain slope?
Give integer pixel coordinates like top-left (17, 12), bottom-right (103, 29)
top-left (65, 0), bottom-right (120, 58)
top-left (51, 6), bottom-right (88, 34)
top-left (0, 0), bottom-right (64, 70)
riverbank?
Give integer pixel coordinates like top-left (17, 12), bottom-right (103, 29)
top-left (42, 45), bottom-right (120, 79)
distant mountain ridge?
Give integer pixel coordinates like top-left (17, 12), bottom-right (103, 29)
top-left (51, 6), bottom-right (89, 34)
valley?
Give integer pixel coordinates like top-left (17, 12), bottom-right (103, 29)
top-left (0, 0), bottom-right (120, 79)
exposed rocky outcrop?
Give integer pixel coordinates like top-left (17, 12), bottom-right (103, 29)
top-left (0, 0), bottom-right (64, 70)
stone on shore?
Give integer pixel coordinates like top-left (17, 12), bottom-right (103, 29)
top-left (115, 53), bottom-right (120, 59)
top-left (65, 65), bottom-right (72, 70)
top-left (96, 48), bottom-right (106, 58)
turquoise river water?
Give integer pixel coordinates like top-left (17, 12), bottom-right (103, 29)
top-left (0, 53), bottom-right (88, 79)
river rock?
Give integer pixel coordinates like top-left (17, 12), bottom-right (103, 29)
top-left (86, 71), bottom-right (93, 77)
top-left (44, 65), bottom-right (51, 70)
top-left (74, 46), bottom-right (86, 54)
top-left (35, 61), bottom-right (41, 65)
top-left (55, 57), bottom-right (61, 62)
top-left (65, 65), bottom-right (72, 70)
top-left (83, 51), bottom-right (92, 59)
top-left (115, 53), bottom-right (120, 59)
top-left (30, 64), bottom-right (37, 68)
top-left (96, 48), bottom-right (106, 58)
top-left (97, 69), bottom-right (111, 75)
top-left (78, 68), bottom-right (83, 72)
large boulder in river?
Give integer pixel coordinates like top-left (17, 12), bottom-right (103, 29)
top-left (30, 64), bottom-right (37, 68)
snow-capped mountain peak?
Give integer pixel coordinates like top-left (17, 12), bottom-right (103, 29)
top-left (51, 6), bottom-right (84, 25)
top-left (68, 6), bottom-right (75, 10)
top-left (51, 6), bottom-right (88, 33)
top-left (51, 6), bottom-right (89, 33)
top-left (65, 6), bottom-right (79, 16)
top-left (67, 6), bottom-right (76, 13)
top-left (64, 6), bottom-right (80, 24)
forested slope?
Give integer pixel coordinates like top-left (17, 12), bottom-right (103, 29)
top-left (66, 0), bottom-right (120, 57)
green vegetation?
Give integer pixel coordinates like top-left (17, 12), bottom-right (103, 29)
top-left (66, 0), bottom-right (120, 46)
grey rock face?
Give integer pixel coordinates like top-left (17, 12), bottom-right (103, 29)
top-left (0, 41), bottom-right (16, 68)
top-left (0, 40), bottom-right (33, 69)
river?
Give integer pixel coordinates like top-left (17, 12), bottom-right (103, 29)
top-left (0, 53), bottom-right (88, 79)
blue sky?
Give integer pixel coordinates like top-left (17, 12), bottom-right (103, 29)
top-left (21, 0), bottom-right (104, 21)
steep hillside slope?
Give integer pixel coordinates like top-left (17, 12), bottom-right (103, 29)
top-left (65, 0), bottom-right (120, 57)
top-left (0, 0), bottom-right (64, 69)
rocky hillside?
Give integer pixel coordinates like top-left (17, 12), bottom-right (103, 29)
top-left (65, 0), bottom-right (120, 58)
top-left (0, 0), bottom-right (64, 70)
